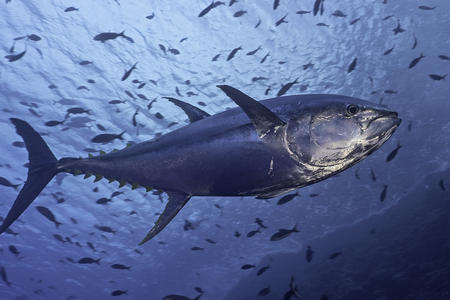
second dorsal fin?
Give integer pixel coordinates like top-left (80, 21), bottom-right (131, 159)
top-left (164, 97), bottom-right (210, 123)
top-left (217, 85), bottom-right (286, 139)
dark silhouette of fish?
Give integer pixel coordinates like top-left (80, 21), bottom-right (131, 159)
top-left (439, 179), bottom-right (445, 191)
top-left (270, 224), bottom-right (299, 241)
top-left (256, 265), bottom-right (270, 276)
top-left (313, 0), bottom-right (323, 16)
top-left (412, 35), bottom-right (418, 49)
top-left (78, 257), bottom-right (101, 264)
top-left (93, 31), bottom-right (132, 43)
top-left (36, 206), bottom-right (62, 228)
top-left (331, 10), bottom-right (346, 17)
top-left (233, 10), bottom-right (247, 17)
top-left (305, 246), bottom-right (314, 262)
top-left (91, 132), bottom-right (125, 144)
top-left (418, 5), bottom-right (435, 10)
top-left (255, 19), bottom-right (261, 28)
top-left (212, 53), bottom-right (220, 61)
top-left (429, 74), bottom-right (446, 81)
top-left (146, 12), bottom-right (155, 20)
top-left (408, 53), bottom-right (424, 69)
top-left (386, 143), bottom-right (401, 162)
top-left (393, 21), bottom-right (405, 35)
top-left (112, 290), bottom-right (127, 296)
top-left (5, 49), bottom-right (26, 62)
top-left (328, 251), bottom-right (342, 259)
top-left (229, 0), bottom-right (238, 6)
top-left (246, 46), bottom-right (261, 56)
top-left (27, 34), bottom-right (41, 41)
top-left (64, 6), bottom-right (78, 12)
top-left (95, 225), bottom-right (116, 234)
top-left (438, 55), bottom-right (450, 60)
top-left (168, 48), bottom-right (180, 55)
top-left (350, 17), bottom-right (360, 25)
top-left (277, 78), bottom-right (299, 96)
top-left (370, 167), bottom-right (377, 182)
top-left (275, 14), bottom-right (288, 26)
top-left (255, 218), bottom-right (267, 229)
top-left (198, 1), bottom-right (225, 17)
top-left (273, 0), bottom-right (280, 10)
top-left (241, 264), bottom-right (255, 270)
top-left (260, 52), bottom-right (270, 63)
top-left (121, 62), bottom-right (137, 81)
top-left (111, 263), bottom-right (131, 270)
top-left (380, 184), bottom-right (388, 202)
top-left (383, 47), bottom-right (394, 55)
top-left (348, 57), bottom-right (357, 73)
top-left (247, 228), bottom-right (261, 237)
top-left (0, 176), bottom-right (20, 190)
top-left (277, 191), bottom-right (298, 205)
top-left (227, 46), bottom-right (242, 61)
top-left (296, 10), bottom-right (311, 15)
top-left (258, 286), bottom-right (271, 296)
top-left (0, 86), bottom-right (401, 244)
top-left (1, 266), bottom-right (11, 286)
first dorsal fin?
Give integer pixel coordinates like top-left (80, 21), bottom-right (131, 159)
top-left (163, 97), bottom-right (210, 123)
top-left (138, 190), bottom-right (191, 245)
top-left (217, 85), bottom-right (285, 139)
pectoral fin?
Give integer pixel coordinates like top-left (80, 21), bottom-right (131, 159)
top-left (138, 190), bottom-right (191, 245)
top-left (163, 97), bottom-right (210, 123)
top-left (217, 85), bottom-right (286, 139)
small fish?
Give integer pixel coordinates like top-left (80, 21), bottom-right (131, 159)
top-left (252, 76), bottom-right (268, 82)
top-left (112, 290), bottom-right (128, 296)
top-left (277, 78), bottom-right (299, 97)
top-left (429, 74), bottom-right (447, 81)
top-left (393, 21), bottom-right (405, 35)
top-left (355, 168), bottom-right (360, 179)
top-left (305, 246), bottom-right (314, 262)
top-left (254, 218), bottom-right (267, 229)
top-left (313, 0), bottom-right (322, 16)
top-left (383, 15), bottom-right (394, 21)
top-left (277, 191), bottom-right (298, 205)
top-left (78, 257), bottom-right (101, 264)
top-left (8, 245), bottom-right (20, 257)
top-left (159, 44), bottom-right (166, 54)
top-left (256, 265), bottom-right (270, 276)
top-left (380, 184), bottom-right (388, 202)
top-left (234, 231), bottom-right (241, 237)
top-left (27, 34), bottom-right (41, 41)
top-left (412, 35), bottom-right (418, 49)
top-left (194, 287), bottom-right (204, 294)
top-left (331, 10), bottom-right (346, 17)
top-left (109, 100), bottom-right (126, 105)
top-left (191, 246), bottom-right (204, 251)
top-left (303, 62), bottom-right (314, 70)
top-left (370, 167), bottom-right (377, 182)
top-left (79, 60), bottom-right (92, 65)
top-left (316, 22), bottom-right (329, 27)
top-left (132, 109), bottom-right (139, 127)
top-left (418, 5), bottom-right (435, 10)
top-left (309, 193), bottom-right (319, 197)
top-left (273, 0), bottom-right (280, 10)
top-left (94, 31), bottom-right (132, 43)
top-left (233, 10), bottom-right (247, 17)
top-left (407, 121), bottom-right (412, 132)
top-left (438, 55), bottom-right (450, 60)
top-left (264, 87), bottom-right (271, 95)
top-left (408, 53), bottom-right (424, 69)
top-left (95, 225), bottom-right (116, 234)
top-left (227, 46), bottom-right (242, 61)
top-left (260, 52), bottom-right (270, 64)
top-left (91, 132), bottom-right (125, 144)
top-left (168, 48), bottom-right (180, 55)
top-left (348, 57), bottom-right (357, 73)
top-left (65, 107), bottom-right (90, 119)
top-left (247, 228), bottom-right (261, 237)
top-left (383, 47), bottom-right (394, 56)
top-left (384, 90), bottom-right (397, 94)
top-left (275, 14), bottom-right (288, 26)
top-left (96, 197), bottom-right (112, 205)
top-left (241, 264), bottom-right (255, 270)
top-left (0, 266), bottom-right (11, 286)
top-left (137, 82), bottom-right (146, 89)
top-left (329, 251), bottom-right (342, 259)
top-left (258, 286), bottom-right (271, 296)
top-left (64, 7), bottom-right (78, 12)
top-left (0, 176), bottom-right (20, 190)
top-left (5, 50), bottom-right (26, 62)
top-left (246, 46), bottom-right (261, 56)
top-left (296, 10), bottom-right (311, 15)
top-left (179, 37), bottom-right (188, 43)
top-left (146, 12), bottom-right (155, 20)
top-left (205, 238), bottom-right (216, 244)
top-left (121, 62), bottom-right (137, 81)
top-left (255, 19), bottom-right (261, 28)
top-left (212, 53), bottom-right (221, 61)
top-left (270, 224), bottom-right (299, 241)
top-left (36, 206), bottom-right (62, 228)
top-left (53, 234), bottom-right (66, 243)
top-left (198, 1), bottom-right (225, 18)
top-left (349, 17), bottom-right (360, 25)
top-left (45, 120), bottom-right (65, 127)
top-left (111, 263), bottom-right (131, 270)
top-left (386, 143), bottom-right (402, 162)
top-left (439, 179), bottom-right (445, 191)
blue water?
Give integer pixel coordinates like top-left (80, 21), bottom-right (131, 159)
top-left (0, 1), bottom-right (449, 299)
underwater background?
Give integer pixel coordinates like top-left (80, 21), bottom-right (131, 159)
top-left (0, 0), bottom-right (449, 299)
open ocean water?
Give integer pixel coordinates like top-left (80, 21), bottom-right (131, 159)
top-left (0, 1), bottom-right (449, 299)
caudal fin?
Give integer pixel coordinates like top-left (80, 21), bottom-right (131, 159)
top-left (0, 118), bottom-right (58, 235)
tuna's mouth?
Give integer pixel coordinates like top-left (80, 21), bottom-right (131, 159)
top-left (366, 112), bottom-right (401, 141)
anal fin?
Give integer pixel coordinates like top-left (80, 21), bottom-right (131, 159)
top-left (138, 190), bottom-right (191, 245)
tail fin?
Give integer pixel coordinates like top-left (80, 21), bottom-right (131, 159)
top-left (0, 118), bottom-right (58, 235)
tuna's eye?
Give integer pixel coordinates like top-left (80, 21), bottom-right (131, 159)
top-left (346, 104), bottom-right (359, 116)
